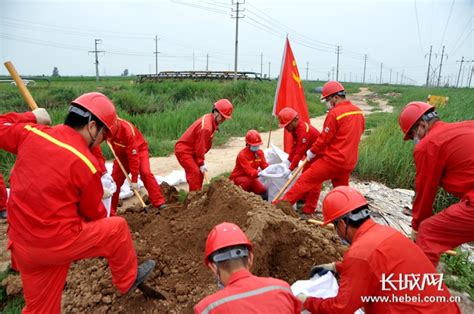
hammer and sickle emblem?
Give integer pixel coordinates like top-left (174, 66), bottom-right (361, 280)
top-left (291, 60), bottom-right (301, 88)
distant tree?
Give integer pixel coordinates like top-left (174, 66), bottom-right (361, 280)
top-left (122, 69), bottom-right (129, 76)
top-left (52, 67), bottom-right (59, 77)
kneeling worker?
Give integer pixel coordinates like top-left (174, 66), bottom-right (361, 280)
top-left (229, 130), bottom-right (269, 199)
top-left (298, 186), bottom-right (460, 313)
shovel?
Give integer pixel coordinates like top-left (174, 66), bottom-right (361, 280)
top-left (138, 283), bottom-right (168, 300)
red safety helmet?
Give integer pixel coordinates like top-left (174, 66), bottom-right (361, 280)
top-left (321, 81), bottom-right (345, 100)
top-left (245, 129), bottom-right (263, 146)
top-left (399, 102), bottom-right (434, 141)
top-left (71, 92), bottom-right (118, 135)
top-left (278, 107), bottom-right (298, 127)
top-left (204, 222), bottom-right (252, 266)
top-left (214, 99), bottom-right (233, 119)
top-left (322, 186), bottom-right (368, 225)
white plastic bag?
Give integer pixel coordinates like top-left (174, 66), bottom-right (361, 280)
top-left (264, 144), bottom-right (289, 165)
top-left (259, 163), bottom-right (294, 202)
top-left (101, 173), bottom-right (117, 218)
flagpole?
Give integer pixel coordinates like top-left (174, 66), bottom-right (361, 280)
top-left (267, 115), bottom-right (274, 148)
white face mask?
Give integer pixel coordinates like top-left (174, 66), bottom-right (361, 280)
top-left (250, 145), bottom-right (260, 152)
top-left (413, 136), bottom-right (420, 145)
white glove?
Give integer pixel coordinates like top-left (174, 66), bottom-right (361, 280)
top-left (32, 108), bottom-right (51, 125)
top-left (297, 293), bottom-right (308, 303)
top-left (309, 262), bottom-right (336, 278)
top-left (102, 187), bottom-right (112, 199)
top-left (199, 164), bottom-right (208, 173)
top-left (131, 182), bottom-right (139, 191)
top-left (283, 159), bottom-right (291, 168)
top-left (306, 149), bottom-right (316, 161)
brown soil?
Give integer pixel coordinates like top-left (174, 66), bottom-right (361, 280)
top-left (58, 179), bottom-right (343, 313)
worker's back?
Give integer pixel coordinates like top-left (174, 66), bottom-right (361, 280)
top-left (194, 269), bottom-right (301, 314)
top-left (340, 219), bottom-right (460, 314)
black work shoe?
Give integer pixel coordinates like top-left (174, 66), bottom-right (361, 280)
top-left (127, 260), bottom-right (156, 293)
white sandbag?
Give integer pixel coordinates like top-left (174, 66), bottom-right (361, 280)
top-left (291, 272), bottom-right (363, 314)
top-left (101, 173), bottom-right (117, 218)
top-left (264, 144), bottom-right (289, 165)
top-left (104, 162), bottom-right (145, 200)
top-left (259, 163), bottom-right (294, 202)
top-left (155, 170), bottom-right (186, 186)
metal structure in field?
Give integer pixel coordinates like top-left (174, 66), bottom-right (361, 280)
top-left (136, 71), bottom-right (269, 83)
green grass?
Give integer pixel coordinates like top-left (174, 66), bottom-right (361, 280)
top-left (441, 250), bottom-right (474, 299)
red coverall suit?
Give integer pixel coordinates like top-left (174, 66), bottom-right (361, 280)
top-left (288, 120), bottom-right (320, 213)
top-left (108, 118), bottom-right (166, 214)
top-left (194, 269), bottom-right (302, 313)
top-left (229, 147), bottom-right (269, 195)
top-left (282, 100), bottom-right (365, 213)
top-left (0, 173), bottom-right (6, 212)
top-left (0, 112), bottom-right (137, 313)
top-left (412, 121), bottom-right (474, 266)
top-left (304, 219), bottom-right (460, 314)
top-left (175, 113), bottom-right (218, 191)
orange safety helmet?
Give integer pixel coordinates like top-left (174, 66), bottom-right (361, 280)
top-left (322, 186), bottom-right (368, 225)
top-left (245, 129), bottom-right (263, 146)
top-left (204, 222), bottom-right (252, 266)
top-left (278, 107), bottom-right (298, 127)
top-left (214, 99), bottom-right (233, 119)
top-left (321, 81), bottom-right (345, 100)
top-left (399, 101), bottom-right (435, 141)
top-left (71, 92), bottom-right (118, 135)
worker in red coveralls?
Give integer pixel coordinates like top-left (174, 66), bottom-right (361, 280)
top-left (103, 117), bottom-right (167, 215)
top-left (0, 92), bottom-right (155, 313)
top-left (0, 174), bottom-right (7, 219)
top-left (275, 81), bottom-right (365, 218)
top-left (277, 107), bottom-right (320, 215)
top-left (175, 99), bottom-right (233, 191)
top-left (229, 130), bottom-right (269, 199)
top-left (399, 101), bottom-right (474, 266)
top-left (297, 186), bottom-right (460, 314)
top-left (194, 222), bottom-right (302, 313)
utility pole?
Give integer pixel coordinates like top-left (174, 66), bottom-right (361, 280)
top-left (468, 64), bottom-right (474, 88)
top-left (389, 69), bottom-right (392, 84)
top-left (206, 53), bottom-right (209, 71)
top-left (437, 45), bottom-right (447, 87)
top-left (232, 0), bottom-right (245, 81)
top-left (327, 71), bottom-right (330, 81)
top-left (350, 72), bottom-right (352, 82)
top-left (260, 53), bottom-right (263, 77)
top-left (154, 35), bottom-right (160, 75)
top-left (396, 72), bottom-right (399, 85)
top-left (456, 56), bottom-right (465, 87)
top-left (88, 39), bottom-right (104, 83)
top-left (379, 63), bottom-right (383, 84)
top-left (363, 54), bottom-right (367, 84)
top-left (305, 62), bottom-right (309, 81)
top-left (335, 45), bottom-right (341, 81)
top-left (425, 45), bottom-right (433, 87)
top-left (401, 69), bottom-right (404, 85)
top-left (268, 62), bottom-right (271, 79)
top-left (331, 67), bottom-right (335, 80)
top-left (193, 52), bottom-right (195, 71)
top-left (344, 72), bottom-right (346, 82)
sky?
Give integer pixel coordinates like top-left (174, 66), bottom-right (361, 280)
top-left (0, 0), bottom-right (473, 86)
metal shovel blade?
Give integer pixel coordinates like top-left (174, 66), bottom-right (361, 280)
top-left (138, 283), bottom-right (167, 300)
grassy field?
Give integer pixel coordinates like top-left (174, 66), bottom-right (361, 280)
top-left (0, 77), bottom-right (473, 309)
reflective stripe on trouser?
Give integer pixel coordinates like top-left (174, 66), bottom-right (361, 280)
top-left (282, 159), bottom-right (351, 211)
top-left (416, 198), bottom-right (474, 266)
top-left (175, 152), bottom-right (204, 191)
top-left (11, 217), bottom-right (138, 313)
top-left (110, 154), bottom-right (166, 214)
top-left (232, 176), bottom-right (266, 195)
top-left (201, 285), bottom-right (292, 314)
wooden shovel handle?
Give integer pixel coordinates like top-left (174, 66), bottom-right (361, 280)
top-left (272, 158), bottom-right (308, 202)
top-left (4, 61), bottom-right (38, 110)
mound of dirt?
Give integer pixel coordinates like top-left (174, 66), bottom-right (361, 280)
top-left (61, 178), bottom-right (344, 313)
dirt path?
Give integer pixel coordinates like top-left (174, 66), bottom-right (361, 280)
top-left (147, 87), bottom-right (390, 192)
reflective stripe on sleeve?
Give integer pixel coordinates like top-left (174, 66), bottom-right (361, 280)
top-left (335, 111), bottom-right (363, 121)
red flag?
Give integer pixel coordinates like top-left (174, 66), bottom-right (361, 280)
top-left (272, 37), bottom-right (310, 153)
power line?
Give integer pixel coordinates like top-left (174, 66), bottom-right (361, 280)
top-left (414, 0), bottom-right (424, 55)
top-left (439, 0), bottom-right (456, 50)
